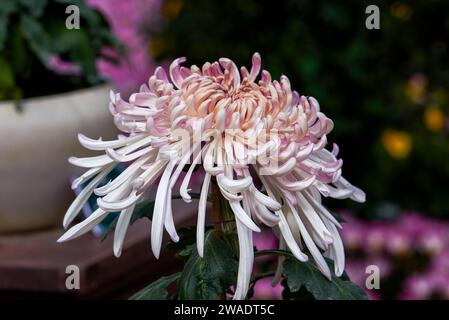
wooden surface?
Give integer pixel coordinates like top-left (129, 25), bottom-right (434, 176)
top-left (0, 200), bottom-right (198, 299)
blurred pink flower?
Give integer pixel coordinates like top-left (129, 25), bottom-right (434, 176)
top-left (252, 278), bottom-right (283, 300)
top-left (344, 260), bottom-right (367, 285)
top-left (345, 257), bottom-right (392, 285)
top-left (253, 229), bottom-right (279, 251)
top-left (47, 55), bottom-right (82, 75)
top-left (364, 224), bottom-right (387, 253)
top-left (88, 0), bottom-right (162, 94)
top-left (400, 274), bottom-right (434, 299)
top-left (340, 219), bottom-right (365, 250)
top-left (344, 212), bottom-right (449, 300)
top-left (385, 229), bottom-right (411, 255)
top-left (431, 250), bottom-right (449, 271)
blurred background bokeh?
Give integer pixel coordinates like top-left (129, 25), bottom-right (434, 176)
top-left (1, 0), bottom-right (449, 299)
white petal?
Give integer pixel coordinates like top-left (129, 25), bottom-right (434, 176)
top-left (229, 201), bottom-right (261, 232)
top-left (303, 190), bottom-right (342, 228)
top-left (286, 199), bottom-right (332, 280)
top-left (151, 162), bottom-right (175, 258)
top-left (69, 154), bottom-right (114, 168)
top-left (296, 192), bottom-right (333, 244)
top-left (94, 155), bottom-right (149, 196)
top-left (180, 144), bottom-right (205, 202)
top-left (272, 234), bottom-right (286, 286)
top-left (334, 177), bottom-right (366, 203)
top-left (259, 157), bottom-right (296, 176)
top-left (249, 185), bottom-right (281, 211)
top-left (233, 220), bottom-right (253, 300)
top-left (78, 133), bottom-right (144, 151)
top-left (243, 191), bottom-right (279, 227)
top-left (259, 176), bottom-right (308, 261)
top-left (323, 218), bottom-right (345, 276)
top-left (216, 174), bottom-right (252, 193)
top-left (276, 175), bottom-right (316, 191)
top-left (196, 173), bottom-right (211, 257)
top-left (121, 107), bottom-right (159, 117)
top-left (164, 188), bottom-right (179, 242)
top-left (105, 146), bottom-right (154, 163)
top-left (219, 58), bottom-right (241, 88)
top-left (58, 208), bottom-right (108, 242)
top-left (63, 166), bottom-right (113, 228)
top-left (169, 142), bottom-right (201, 190)
top-left (203, 139), bottom-right (224, 175)
top-left (252, 201), bottom-right (280, 227)
top-left (249, 52), bottom-right (261, 82)
top-left (295, 143), bottom-right (314, 161)
top-left (71, 167), bottom-right (102, 190)
top-left (97, 191), bottom-right (140, 212)
top-left (139, 160), bottom-right (168, 189)
top-left (169, 57), bottom-right (187, 88)
top-left (217, 187), bottom-right (243, 201)
top-left (113, 204), bottom-right (136, 257)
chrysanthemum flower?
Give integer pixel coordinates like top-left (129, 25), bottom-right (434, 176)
top-left (58, 53), bottom-right (365, 299)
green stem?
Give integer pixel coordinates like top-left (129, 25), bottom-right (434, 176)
top-left (211, 177), bottom-right (238, 253)
top-left (211, 178), bottom-right (223, 233)
top-left (254, 249), bottom-right (294, 259)
top-left (250, 271), bottom-right (276, 284)
top-left (211, 177), bottom-right (239, 299)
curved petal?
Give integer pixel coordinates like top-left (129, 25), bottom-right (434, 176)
top-left (196, 173), bottom-right (211, 257)
top-left (113, 204), bottom-right (136, 257)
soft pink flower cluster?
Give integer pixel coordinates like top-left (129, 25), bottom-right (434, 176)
top-left (47, 55), bottom-right (82, 75)
top-left (342, 213), bottom-right (449, 300)
top-left (88, 0), bottom-right (162, 94)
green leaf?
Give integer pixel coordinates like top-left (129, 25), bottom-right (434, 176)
top-left (283, 257), bottom-right (368, 300)
top-left (0, 55), bottom-right (21, 101)
top-left (0, 1), bottom-right (18, 50)
top-left (282, 279), bottom-right (315, 300)
top-left (9, 24), bottom-right (30, 76)
top-left (178, 230), bottom-right (238, 299)
top-left (0, 16), bottom-right (8, 50)
top-left (19, 0), bottom-right (48, 17)
top-left (167, 225), bottom-right (214, 259)
top-left (64, 29), bottom-right (99, 84)
top-left (20, 15), bottom-right (52, 65)
top-left (130, 198), bottom-right (156, 223)
top-left (0, 56), bottom-right (15, 89)
top-left (0, 1), bottom-right (18, 14)
top-left (130, 273), bottom-right (181, 300)
top-left (166, 227), bottom-right (197, 258)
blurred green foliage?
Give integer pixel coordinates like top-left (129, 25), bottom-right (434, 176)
top-left (0, 0), bottom-right (120, 101)
top-left (151, 0), bottom-right (449, 218)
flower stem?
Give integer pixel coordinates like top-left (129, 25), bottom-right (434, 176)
top-left (250, 271), bottom-right (276, 285)
top-left (254, 249), bottom-right (293, 258)
top-left (211, 177), bottom-right (236, 237)
top-left (211, 177), bottom-right (239, 300)
top-left (211, 177), bottom-right (224, 232)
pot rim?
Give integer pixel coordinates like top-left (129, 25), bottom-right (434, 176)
top-left (0, 83), bottom-right (113, 107)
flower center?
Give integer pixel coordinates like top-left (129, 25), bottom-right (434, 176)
top-left (181, 75), bottom-right (274, 131)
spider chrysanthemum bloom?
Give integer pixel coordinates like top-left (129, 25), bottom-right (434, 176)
top-left (58, 53), bottom-right (365, 299)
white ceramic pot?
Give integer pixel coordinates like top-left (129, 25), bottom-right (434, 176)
top-left (0, 85), bottom-right (117, 233)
